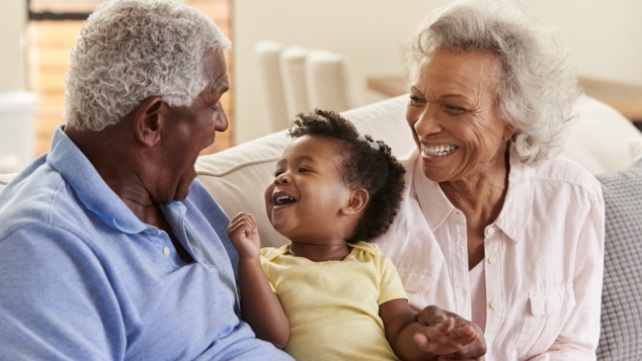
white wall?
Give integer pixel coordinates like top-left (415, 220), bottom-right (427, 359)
top-left (527, 0), bottom-right (642, 85)
top-left (3, 1), bottom-right (640, 143)
top-left (0, 1), bottom-right (27, 92)
top-left (233, 0), bottom-right (642, 144)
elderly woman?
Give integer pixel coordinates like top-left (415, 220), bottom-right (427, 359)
top-left (375, 0), bottom-right (605, 360)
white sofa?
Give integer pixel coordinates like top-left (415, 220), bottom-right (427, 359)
top-left (192, 94), bottom-right (642, 361)
top-left (195, 94), bottom-right (642, 247)
top-left (1, 94), bottom-right (642, 359)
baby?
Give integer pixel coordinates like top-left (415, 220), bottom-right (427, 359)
top-left (227, 109), bottom-right (482, 360)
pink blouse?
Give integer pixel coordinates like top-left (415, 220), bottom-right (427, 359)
top-left (374, 148), bottom-right (604, 361)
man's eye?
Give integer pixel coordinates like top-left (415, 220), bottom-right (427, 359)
top-left (210, 100), bottom-right (222, 111)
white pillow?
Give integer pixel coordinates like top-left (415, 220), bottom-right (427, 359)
top-left (629, 138), bottom-right (642, 162)
top-left (561, 95), bottom-right (642, 175)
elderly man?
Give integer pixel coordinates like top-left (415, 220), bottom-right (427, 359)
top-left (0, 0), bottom-right (292, 360)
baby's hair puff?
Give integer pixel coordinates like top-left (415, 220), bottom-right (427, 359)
top-left (288, 109), bottom-right (406, 243)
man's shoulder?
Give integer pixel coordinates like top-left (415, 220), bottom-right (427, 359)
top-left (0, 167), bottom-right (70, 231)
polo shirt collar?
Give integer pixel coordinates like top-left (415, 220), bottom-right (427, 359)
top-left (47, 126), bottom-right (148, 234)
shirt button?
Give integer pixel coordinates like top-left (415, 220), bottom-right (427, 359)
top-left (490, 301), bottom-right (498, 310)
top-left (488, 256), bottom-right (497, 264)
top-left (162, 247), bottom-right (170, 256)
top-left (485, 227), bottom-right (495, 237)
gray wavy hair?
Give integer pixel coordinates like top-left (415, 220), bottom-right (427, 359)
top-left (64, 0), bottom-right (231, 131)
top-left (406, 0), bottom-right (580, 164)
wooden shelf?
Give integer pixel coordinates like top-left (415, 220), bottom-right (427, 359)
top-left (578, 77), bottom-right (642, 121)
top-left (367, 75), bottom-right (642, 122)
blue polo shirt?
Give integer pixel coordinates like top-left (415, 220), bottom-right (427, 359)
top-left (0, 126), bottom-right (292, 361)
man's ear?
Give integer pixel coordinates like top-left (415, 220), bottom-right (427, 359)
top-left (342, 188), bottom-right (369, 215)
top-left (133, 96), bottom-right (166, 147)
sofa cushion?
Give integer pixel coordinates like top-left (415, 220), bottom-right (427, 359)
top-left (595, 161), bottom-right (642, 361)
top-left (1, 95), bottom-right (642, 359)
top-left (195, 95), bottom-right (411, 247)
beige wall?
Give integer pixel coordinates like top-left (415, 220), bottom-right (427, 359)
top-left (2, 1), bottom-right (641, 142)
top-left (528, 0), bottom-right (642, 84)
top-left (0, 1), bottom-right (27, 92)
top-left (233, 0), bottom-right (642, 143)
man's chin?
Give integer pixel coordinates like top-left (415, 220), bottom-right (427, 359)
top-left (174, 185), bottom-right (192, 201)
top-left (173, 192), bottom-right (189, 202)
top-left (172, 177), bottom-right (195, 202)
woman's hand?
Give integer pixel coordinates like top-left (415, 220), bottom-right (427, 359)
top-left (415, 305), bottom-right (487, 360)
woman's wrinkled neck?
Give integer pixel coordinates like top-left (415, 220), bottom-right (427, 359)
top-left (440, 145), bottom-right (511, 221)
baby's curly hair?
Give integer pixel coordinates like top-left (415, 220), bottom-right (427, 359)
top-left (288, 109), bottom-right (406, 244)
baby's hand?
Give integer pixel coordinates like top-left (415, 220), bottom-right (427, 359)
top-left (413, 316), bottom-right (477, 355)
top-left (226, 212), bottom-right (261, 259)
top-left (414, 305), bottom-right (486, 360)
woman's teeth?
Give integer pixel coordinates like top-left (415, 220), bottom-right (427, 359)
top-left (422, 145), bottom-right (458, 156)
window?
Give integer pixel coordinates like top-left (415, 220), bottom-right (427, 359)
top-left (26, 0), bottom-right (233, 156)
top-left (29, 0), bottom-right (104, 19)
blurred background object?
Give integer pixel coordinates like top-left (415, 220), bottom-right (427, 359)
top-left (0, 91), bottom-right (37, 173)
top-left (1, 0), bottom-right (641, 155)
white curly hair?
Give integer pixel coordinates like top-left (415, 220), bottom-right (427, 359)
top-left (406, 0), bottom-right (580, 164)
top-left (64, 0), bottom-right (231, 131)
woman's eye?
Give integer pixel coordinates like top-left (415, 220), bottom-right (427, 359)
top-left (443, 104), bottom-right (466, 114)
top-left (409, 95), bottom-right (425, 106)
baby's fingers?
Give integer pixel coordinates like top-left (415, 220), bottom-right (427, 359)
top-left (413, 325), bottom-right (465, 355)
top-left (229, 213), bottom-right (255, 233)
top-left (448, 324), bottom-right (479, 346)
